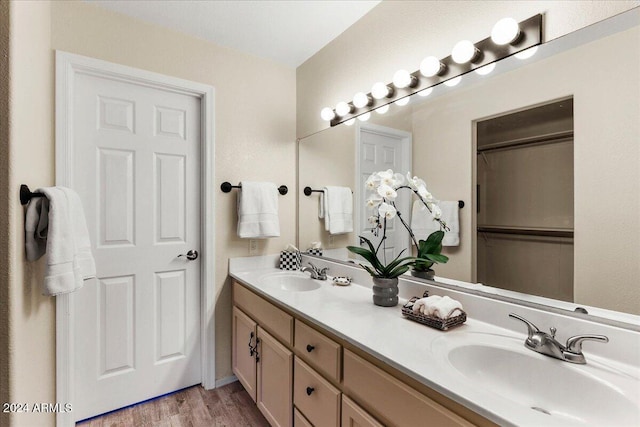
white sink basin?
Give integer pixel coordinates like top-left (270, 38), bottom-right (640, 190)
top-left (259, 272), bottom-right (322, 292)
top-left (431, 332), bottom-right (640, 426)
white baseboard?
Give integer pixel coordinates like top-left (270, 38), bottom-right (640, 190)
top-left (214, 375), bottom-right (238, 388)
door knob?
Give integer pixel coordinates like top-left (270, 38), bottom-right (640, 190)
top-left (178, 250), bottom-right (198, 261)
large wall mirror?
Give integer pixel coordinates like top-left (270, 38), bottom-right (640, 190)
top-left (298, 8), bottom-right (639, 325)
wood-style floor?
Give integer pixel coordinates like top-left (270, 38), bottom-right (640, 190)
top-left (77, 381), bottom-right (270, 427)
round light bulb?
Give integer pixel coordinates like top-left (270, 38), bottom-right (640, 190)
top-left (394, 97), bottom-right (410, 106)
top-left (335, 101), bottom-right (353, 117)
top-left (371, 82), bottom-right (393, 99)
top-left (353, 92), bottom-right (371, 108)
top-left (320, 107), bottom-right (335, 121)
top-left (418, 87), bottom-right (433, 97)
top-left (392, 69), bottom-right (416, 89)
top-left (357, 112), bottom-right (371, 122)
top-left (444, 76), bottom-right (462, 87)
top-left (420, 56), bottom-right (445, 77)
top-left (375, 104), bottom-right (389, 114)
top-left (344, 118), bottom-right (356, 126)
top-left (475, 63), bottom-right (496, 76)
top-left (392, 69), bottom-right (410, 88)
top-left (515, 46), bottom-right (538, 60)
top-left (452, 40), bottom-right (479, 64)
top-left (491, 17), bottom-right (520, 45)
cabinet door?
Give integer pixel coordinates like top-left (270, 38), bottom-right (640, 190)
top-left (232, 307), bottom-right (257, 402)
top-left (342, 395), bottom-right (384, 427)
top-left (257, 326), bottom-right (293, 427)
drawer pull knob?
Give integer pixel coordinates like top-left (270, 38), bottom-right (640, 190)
top-left (306, 344), bottom-right (315, 353)
top-left (306, 387), bottom-right (315, 396)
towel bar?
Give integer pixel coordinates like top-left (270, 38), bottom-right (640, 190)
top-left (20, 185), bottom-right (45, 205)
top-left (220, 181), bottom-right (288, 195)
top-left (303, 186), bottom-right (322, 196)
top-left (304, 186), bottom-right (464, 209)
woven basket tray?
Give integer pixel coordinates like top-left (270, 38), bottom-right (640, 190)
top-left (401, 291), bottom-right (466, 331)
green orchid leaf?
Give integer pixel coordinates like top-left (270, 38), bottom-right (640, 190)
top-left (424, 253), bottom-right (449, 264)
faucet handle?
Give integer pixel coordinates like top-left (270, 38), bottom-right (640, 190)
top-left (509, 313), bottom-right (541, 339)
top-left (565, 334), bottom-right (609, 354)
top-left (549, 327), bottom-right (557, 339)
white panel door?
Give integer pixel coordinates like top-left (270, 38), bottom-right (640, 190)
top-left (72, 71), bottom-right (201, 421)
top-left (358, 127), bottom-right (411, 261)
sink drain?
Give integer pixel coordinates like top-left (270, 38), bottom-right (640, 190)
top-left (531, 406), bottom-right (551, 415)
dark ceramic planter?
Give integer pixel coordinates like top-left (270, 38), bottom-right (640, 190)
top-left (371, 277), bottom-right (399, 307)
top-left (410, 269), bottom-right (435, 280)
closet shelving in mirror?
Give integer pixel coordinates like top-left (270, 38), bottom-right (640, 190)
top-left (325, 14), bottom-right (542, 127)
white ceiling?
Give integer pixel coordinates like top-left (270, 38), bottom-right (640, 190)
top-left (88, 0), bottom-right (381, 68)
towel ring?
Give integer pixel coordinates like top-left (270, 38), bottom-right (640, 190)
top-left (220, 182), bottom-right (288, 195)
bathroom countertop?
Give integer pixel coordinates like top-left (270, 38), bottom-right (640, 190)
top-left (229, 255), bottom-right (640, 427)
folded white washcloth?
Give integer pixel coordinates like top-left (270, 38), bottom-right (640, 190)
top-left (439, 201), bottom-right (460, 246)
top-left (410, 200), bottom-right (440, 242)
top-left (25, 187), bottom-right (96, 296)
top-left (412, 295), bottom-right (442, 315)
top-left (323, 186), bottom-right (353, 235)
top-left (237, 181), bottom-right (280, 238)
top-left (431, 295), bottom-right (464, 319)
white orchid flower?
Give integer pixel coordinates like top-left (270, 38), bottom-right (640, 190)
top-left (377, 184), bottom-right (397, 200)
top-left (431, 204), bottom-right (442, 219)
top-left (417, 186), bottom-right (434, 202)
top-left (378, 169), bottom-right (395, 186)
top-left (367, 215), bottom-right (378, 225)
top-left (365, 173), bottom-right (380, 191)
top-left (378, 202), bottom-right (397, 219)
top-left (366, 194), bottom-right (383, 209)
top-left (406, 172), bottom-right (425, 190)
top-left (392, 173), bottom-right (405, 188)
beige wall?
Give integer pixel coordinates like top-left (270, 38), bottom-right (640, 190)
top-left (297, 0), bottom-right (639, 138)
top-left (2, 2), bottom-right (56, 426)
top-left (2, 1), bottom-right (296, 425)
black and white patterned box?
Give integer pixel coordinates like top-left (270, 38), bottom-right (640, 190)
top-left (279, 251), bottom-right (300, 270)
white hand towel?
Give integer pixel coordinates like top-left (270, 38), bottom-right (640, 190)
top-left (323, 186), bottom-right (353, 235)
top-left (439, 201), bottom-right (460, 246)
top-left (25, 187), bottom-right (96, 296)
top-left (410, 200), bottom-right (440, 242)
top-left (412, 295), bottom-right (442, 315)
top-left (237, 181), bottom-right (281, 238)
top-left (431, 295), bottom-right (463, 319)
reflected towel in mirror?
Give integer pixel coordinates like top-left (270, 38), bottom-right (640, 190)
top-left (322, 186), bottom-right (353, 235)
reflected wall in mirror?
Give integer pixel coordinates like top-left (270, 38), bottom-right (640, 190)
top-left (298, 9), bottom-right (640, 318)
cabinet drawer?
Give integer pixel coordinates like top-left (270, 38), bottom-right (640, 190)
top-left (342, 395), bottom-right (383, 427)
top-left (294, 357), bottom-right (341, 427)
top-left (293, 408), bottom-right (313, 427)
top-left (343, 350), bottom-right (473, 427)
top-left (294, 320), bottom-right (341, 382)
top-left (233, 281), bottom-right (293, 346)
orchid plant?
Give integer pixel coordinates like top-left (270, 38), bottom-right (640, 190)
top-left (347, 169), bottom-right (449, 277)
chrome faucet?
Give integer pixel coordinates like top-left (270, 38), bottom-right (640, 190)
top-left (509, 313), bottom-right (608, 364)
top-left (300, 262), bottom-right (328, 280)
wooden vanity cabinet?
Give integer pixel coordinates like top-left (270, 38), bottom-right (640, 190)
top-left (232, 307), bottom-right (258, 401)
top-left (233, 280), bottom-right (493, 427)
top-left (257, 326), bottom-right (293, 427)
top-left (232, 288), bottom-right (294, 427)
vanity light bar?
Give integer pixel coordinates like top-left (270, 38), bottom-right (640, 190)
top-left (325, 14), bottom-right (542, 127)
